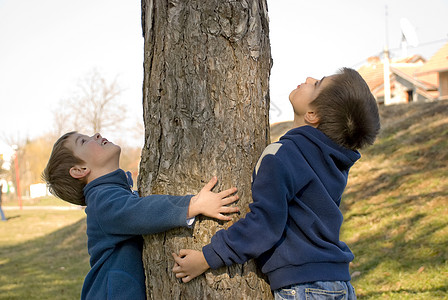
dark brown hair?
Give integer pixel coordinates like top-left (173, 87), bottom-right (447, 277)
top-left (42, 132), bottom-right (87, 206)
top-left (310, 68), bottom-right (380, 150)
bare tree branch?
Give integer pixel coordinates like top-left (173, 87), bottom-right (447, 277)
top-left (52, 69), bottom-right (126, 135)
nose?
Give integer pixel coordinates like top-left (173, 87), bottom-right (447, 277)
top-left (305, 77), bottom-right (317, 84)
top-left (92, 133), bottom-right (102, 140)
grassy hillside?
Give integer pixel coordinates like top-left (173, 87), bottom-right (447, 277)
top-left (0, 209), bottom-right (88, 300)
top-left (270, 120), bottom-right (294, 142)
top-left (342, 100), bottom-right (448, 299)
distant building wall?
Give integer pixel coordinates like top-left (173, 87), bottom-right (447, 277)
top-left (388, 81), bottom-right (410, 105)
top-left (416, 93), bottom-right (428, 102)
top-left (440, 71), bottom-right (448, 98)
top-left (29, 183), bottom-right (48, 198)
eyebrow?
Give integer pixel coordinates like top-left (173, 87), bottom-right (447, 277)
top-left (317, 76), bottom-right (326, 88)
top-left (75, 135), bottom-right (82, 145)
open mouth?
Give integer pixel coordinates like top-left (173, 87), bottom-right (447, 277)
top-left (101, 138), bottom-right (109, 145)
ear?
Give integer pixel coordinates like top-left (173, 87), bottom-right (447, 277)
top-left (69, 165), bottom-right (91, 179)
top-left (304, 111), bottom-right (320, 126)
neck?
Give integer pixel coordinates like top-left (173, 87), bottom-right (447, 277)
top-left (293, 114), bottom-right (307, 128)
top-left (87, 166), bottom-right (119, 184)
top-left (293, 114), bottom-right (319, 129)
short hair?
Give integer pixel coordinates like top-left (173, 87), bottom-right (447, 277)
top-left (310, 67), bottom-right (380, 150)
top-left (42, 132), bottom-right (87, 206)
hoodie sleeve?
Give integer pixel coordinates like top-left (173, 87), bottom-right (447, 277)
top-left (203, 143), bottom-right (309, 269)
top-left (88, 188), bottom-right (193, 236)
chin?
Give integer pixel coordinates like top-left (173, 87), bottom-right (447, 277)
top-left (289, 89), bottom-right (297, 101)
top-left (107, 143), bottom-right (121, 158)
top-left (115, 145), bottom-right (122, 155)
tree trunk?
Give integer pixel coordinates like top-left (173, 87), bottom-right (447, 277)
top-left (138, 0), bottom-right (272, 298)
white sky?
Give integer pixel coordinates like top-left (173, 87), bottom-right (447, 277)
top-left (0, 0), bottom-right (447, 149)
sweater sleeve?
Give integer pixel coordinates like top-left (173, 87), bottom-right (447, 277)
top-left (203, 145), bottom-right (304, 269)
top-left (89, 188), bottom-right (193, 236)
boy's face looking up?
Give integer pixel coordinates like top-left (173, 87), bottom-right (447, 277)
top-left (67, 133), bottom-right (121, 183)
top-left (289, 75), bottom-right (334, 127)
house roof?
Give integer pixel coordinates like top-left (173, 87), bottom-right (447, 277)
top-left (394, 54), bottom-right (426, 64)
top-left (358, 55), bottom-right (439, 100)
top-left (358, 57), bottom-right (385, 92)
top-left (417, 72), bottom-right (438, 89)
top-left (391, 65), bottom-right (438, 91)
top-left (358, 55), bottom-right (432, 92)
top-left (416, 41), bottom-right (448, 74)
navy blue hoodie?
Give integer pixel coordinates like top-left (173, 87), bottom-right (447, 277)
top-left (202, 126), bottom-right (360, 290)
top-left (81, 169), bottom-right (192, 299)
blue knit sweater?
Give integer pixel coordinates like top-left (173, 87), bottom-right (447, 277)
top-left (81, 169), bottom-right (192, 299)
top-left (202, 126), bottom-right (360, 290)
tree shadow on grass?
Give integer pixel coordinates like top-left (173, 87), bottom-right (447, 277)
top-left (349, 216), bottom-right (448, 298)
top-left (343, 192), bottom-right (448, 298)
top-left (0, 218), bottom-right (89, 300)
top-left (3, 215), bottom-right (20, 221)
top-left (344, 191), bottom-right (447, 222)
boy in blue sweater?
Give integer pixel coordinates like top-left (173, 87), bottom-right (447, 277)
top-left (43, 132), bottom-right (239, 299)
top-left (172, 68), bottom-right (380, 299)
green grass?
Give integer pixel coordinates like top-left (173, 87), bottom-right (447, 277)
top-left (342, 100), bottom-right (448, 299)
top-left (3, 196), bottom-right (75, 207)
top-left (0, 101), bottom-right (447, 299)
top-left (0, 208), bottom-right (89, 300)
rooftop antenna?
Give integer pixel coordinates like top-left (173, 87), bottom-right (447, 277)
top-left (400, 18), bottom-right (419, 57)
top-left (383, 5), bottom-right (391, 105)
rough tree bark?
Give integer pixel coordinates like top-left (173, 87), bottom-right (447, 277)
top-left (138, 0), bottom-right (272, 298)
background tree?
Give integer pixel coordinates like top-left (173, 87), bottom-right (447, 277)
top-left (0, 135), bottom-right (53, 200)
top-left (0, 154), bottom-right (8, 197)
top-left (52, 69), bottom-right (126, 137)
top-left (139, 0), bottom-right (272, 298)
top-left (0, 135), bottom-right (26, 200)
top-left (22, 136), bottom-right (53, 186)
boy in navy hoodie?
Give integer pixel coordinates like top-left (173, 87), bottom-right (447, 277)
top-left (172, 68), bottom-right (380, 299)
top-left (43, 132), bottom-right (239, 299)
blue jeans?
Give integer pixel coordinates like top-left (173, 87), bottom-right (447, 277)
top-left (274, 281), bottom-right (356, 300)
